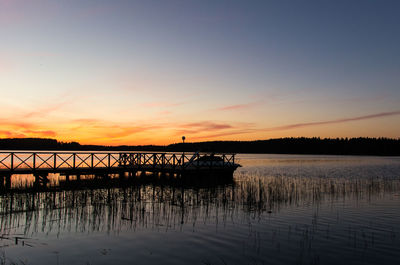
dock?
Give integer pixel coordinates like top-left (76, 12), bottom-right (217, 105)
top-left (0, 151), bottom-right (239, 189)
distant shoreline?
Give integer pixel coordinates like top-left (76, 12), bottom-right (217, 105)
top-left (0, 137), bottom-right (399, 156)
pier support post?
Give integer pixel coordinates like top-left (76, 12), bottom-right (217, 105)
top-left (127, 170), bottom-right (136, 179)
top-left (34, 173), bottom-right (49, 188)
top-left (0, 174), bottom-right (11, 190)
top-left (118, 171), bottom-right (125, 180)
top-left (160, 171), bottom-right (167, 179)
top-left (33, 174), bottom-right (39, 187)
top-left (5, 174), bottom-right (11, 190)
top-left (0, 175), bottom-right (4, 190)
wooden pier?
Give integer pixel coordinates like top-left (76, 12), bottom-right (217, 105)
top-left (0, 151), bottom-right (239, 189)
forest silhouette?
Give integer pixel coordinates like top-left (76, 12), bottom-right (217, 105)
top-left (0, 137), bottom-right (399, 156)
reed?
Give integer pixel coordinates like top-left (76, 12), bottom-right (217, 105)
top-left (0, 172), bottom-right (398, 239)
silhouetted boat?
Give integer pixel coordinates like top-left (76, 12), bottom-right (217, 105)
top-left (182, 153), bottom-right (241, 177)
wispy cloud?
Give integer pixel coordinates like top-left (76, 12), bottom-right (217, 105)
top-left (68, 118), bottom-right (164, 140)
top-left (22, 129), bottom-right (57, 137)
top-left (102, 125), bottom-right (163, 139)
top-left (217, 101), bottom-right (262, 111)
top-left (184, 111), bottom-right (400, 140)
top-left (0, 119), bottom-right (36, 130)
top-left (173, 121), bottom-right (256, 142)
top-left (176, 121), bottom-right (234, 135)
top-left (181, 121), bottom-right (233, 130)
top-left (262, 110), bottom-right (400, 132)
top-left (2, 109), bottom-right (398, 144)
top-left (0, 130), bottom-right (26, 138)
top-left (190, 129), bottom-right (254, 140)
top-left (22, 100), bottom-right (70, 119)
top-left (0, 120), bottom-right (57, 138)
top-left (67, 119), bottom-right (251, 143)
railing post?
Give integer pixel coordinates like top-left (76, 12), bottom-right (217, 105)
top-left (33, 153), bottom-right (36, 170)
top-left (73, 153), bottom-right (76, 169)
top-left (54, 153), bottom-right (57, 169)
top-left (173, 154), bottom-right (175, 170)
top-left (153, 153), bottom-right (156, 169)
top-left (91, 153), bottom-right (94, 169)
top-left (108, 154), bottom-right (111, 168)
top-left (10, 152), bottom-right (14, 171)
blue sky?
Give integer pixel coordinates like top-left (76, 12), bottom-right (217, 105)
top-left (0, 0), bottom-right (399, 144)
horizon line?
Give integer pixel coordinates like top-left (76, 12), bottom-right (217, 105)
top-left (1, 136), bottom-right (399, 147)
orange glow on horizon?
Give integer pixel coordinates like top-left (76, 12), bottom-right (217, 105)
top-left (1, 109), bottom-right (399, 146)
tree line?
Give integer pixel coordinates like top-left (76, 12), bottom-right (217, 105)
top-left (0, 137), bottom-right (399, 156)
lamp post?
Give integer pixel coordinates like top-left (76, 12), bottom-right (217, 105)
top-left (182, 136), bottom-right (186, 164)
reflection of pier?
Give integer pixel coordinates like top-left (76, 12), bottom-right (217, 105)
top-left (0, 152), bottom-right (238, 189)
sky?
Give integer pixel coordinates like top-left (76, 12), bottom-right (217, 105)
top-left (0, 0), bottom-right (399, 145)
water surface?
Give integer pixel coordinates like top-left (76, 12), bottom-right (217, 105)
top-left (1, 154), bottom-right (399, 265)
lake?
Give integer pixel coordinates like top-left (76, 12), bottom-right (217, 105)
top-left (1, 154), bottom-right (399, 265)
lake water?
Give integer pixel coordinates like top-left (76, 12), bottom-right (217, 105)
top-left (1, 154), bottom-right (400, 265)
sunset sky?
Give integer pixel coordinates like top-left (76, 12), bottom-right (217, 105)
top-left (1, 0), bottom-right (399, 145)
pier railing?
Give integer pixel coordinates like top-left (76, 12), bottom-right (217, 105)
top-left (0, 152), bottom-right (236, 173)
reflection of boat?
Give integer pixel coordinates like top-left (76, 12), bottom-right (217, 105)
top-left (183, 153), bottom-right (241, 176)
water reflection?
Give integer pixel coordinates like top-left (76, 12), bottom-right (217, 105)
top-left (1, 174), bottom-right (399, 240)
top-left (0, 155), bottom-right (399, 265)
